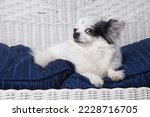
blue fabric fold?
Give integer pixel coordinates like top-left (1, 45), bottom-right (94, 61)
top-left (0, 38), bottom-right (150, 89)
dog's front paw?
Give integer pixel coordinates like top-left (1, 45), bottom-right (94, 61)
top-left (82, 73), bottom-right (104, 87)
top-left (107, 69), bottom-right (125, 81)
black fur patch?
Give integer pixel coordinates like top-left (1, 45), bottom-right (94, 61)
top-left (91, 20), bottom-right (114, 44)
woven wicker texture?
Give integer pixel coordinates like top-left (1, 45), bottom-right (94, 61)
top-left (0, 0), bottom-right (150, 50)
top-left (0, 87), bottom-right (149, 100)
top-left (0, 0), bottom-right (150, 100)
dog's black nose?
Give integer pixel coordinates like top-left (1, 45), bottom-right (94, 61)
top-left (73, 32), bottom-right (80, 39)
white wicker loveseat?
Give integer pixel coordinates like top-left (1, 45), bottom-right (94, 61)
top-left (0, 0), bottom-right (150, 100)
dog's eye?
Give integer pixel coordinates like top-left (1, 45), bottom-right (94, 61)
top-left (85, 28), bottom-right (94, 34)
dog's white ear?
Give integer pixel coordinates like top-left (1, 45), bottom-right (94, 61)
top-left (107, 19), bottom-right (125, 38)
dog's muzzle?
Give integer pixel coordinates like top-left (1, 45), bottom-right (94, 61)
top-left (73, 28), bottom-right (82, 43)
top-left (73, 32), bottom-right (80, 42)
top-left (73, 32), bottom-right (80, 39)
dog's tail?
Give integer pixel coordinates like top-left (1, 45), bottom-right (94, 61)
top-left (33, 50), bottom-right (54, 68)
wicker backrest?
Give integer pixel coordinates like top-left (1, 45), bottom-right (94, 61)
top-left (0, 0), bottom-right (150, 51)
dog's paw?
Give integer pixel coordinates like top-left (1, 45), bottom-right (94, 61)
top-left (82, 73), bottom-right (104, 87)
top-left (107, 69), bottom-right (125, 81)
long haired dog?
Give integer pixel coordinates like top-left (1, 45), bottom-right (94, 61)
top-left (34, 17), bottom-right (126, 87)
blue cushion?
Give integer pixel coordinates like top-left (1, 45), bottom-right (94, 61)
top-left (0, 38), bottom-right (150, 89)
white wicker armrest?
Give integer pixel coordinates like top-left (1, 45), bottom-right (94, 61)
top-left (0, 87), bottom-right (149, 100)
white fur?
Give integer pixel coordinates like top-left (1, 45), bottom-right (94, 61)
top-left (33, 17), bottom-right (125, 87)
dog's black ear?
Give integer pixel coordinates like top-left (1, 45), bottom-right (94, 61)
top-left (106, 19), bottom-right (125, 38)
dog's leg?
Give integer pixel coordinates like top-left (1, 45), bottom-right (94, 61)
top-left (107, 69), bottom-right (125, 81)
top-left (107, 49), bottom-right (125, 81)
top-left (82, 73), bottom-right (104, 87)
top-left (34, 50), bottom-right (55, 68)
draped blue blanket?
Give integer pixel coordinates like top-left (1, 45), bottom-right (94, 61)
top-left (0, 38), bottom-right (150, 89)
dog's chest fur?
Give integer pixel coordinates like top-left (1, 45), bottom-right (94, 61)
top-left (74, 42), bottom-right (114, 76)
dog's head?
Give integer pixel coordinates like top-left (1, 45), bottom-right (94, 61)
top-left (73, 17), bottom-right (125, 44)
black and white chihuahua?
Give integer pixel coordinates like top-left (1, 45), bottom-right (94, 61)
top-left (34, 16), bottom-right (125, 87)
